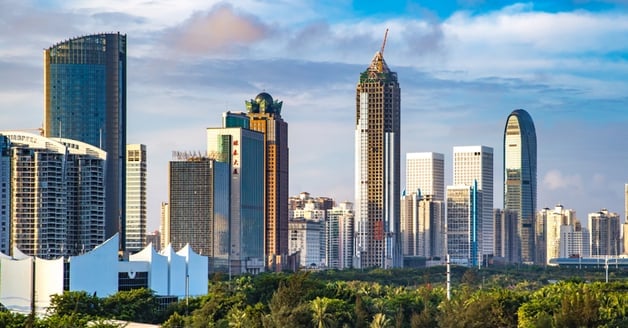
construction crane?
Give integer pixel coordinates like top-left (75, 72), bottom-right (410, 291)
top-left (380, 28), bottom-right (389, 56)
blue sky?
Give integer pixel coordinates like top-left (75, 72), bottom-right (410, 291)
top-left (1, 0), bottom-right (627, 230)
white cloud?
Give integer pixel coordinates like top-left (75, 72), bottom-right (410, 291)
top-left (542, 169), bottom-right (583, 191)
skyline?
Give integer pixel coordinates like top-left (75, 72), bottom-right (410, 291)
top-left (1, 1), bottom-right (628, 231)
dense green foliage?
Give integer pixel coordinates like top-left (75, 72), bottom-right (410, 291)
top-left (1, 265), bottom-right (627, 327)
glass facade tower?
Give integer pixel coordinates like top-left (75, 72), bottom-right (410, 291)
top-left (44, 33), bottom-right (127, 244)
top-left (503, 109), bottom-right (537, 264)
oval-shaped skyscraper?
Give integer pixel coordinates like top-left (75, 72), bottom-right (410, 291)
top-left (503, 109), bottom-right (537, 264)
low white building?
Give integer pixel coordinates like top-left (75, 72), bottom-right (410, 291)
top-left (0, 234), bottom-right (208, 314)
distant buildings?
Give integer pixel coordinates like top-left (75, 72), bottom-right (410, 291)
top-left (326, 202), bottom-right (354, 269)
top-left (446, 184), bottom-right (478, 266)
top-left (1, 131), bottom-right (106, 259)
top-left (494, 208), bottom-right (519, 263)
top-left (354, 36), bottom-right (401, 269)
top-left (125, 144), bottom-right (147, 253)
top-left (588, 209), bottom-right (621, 256)
top-left (401, 193), bottom-right (444, 259)
top-left (406, 152), bottom-right (445, 201)
top-left (503, 109), bottom-right (537, 264)
top-left (44, 33), bottom-right (127, 242)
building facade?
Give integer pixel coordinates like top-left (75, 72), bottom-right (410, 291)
top-left (354, 39), bottom-right (401, 269)
top-left (453, 146), bottom-right (493, 258)
top-left (540, 205), bottom-right (578, 264)
top-left (44, 33), bottom-right (127, 243)
top-left (0, 136), bottom-right (10, 255)
top-left (207, 124), bottom-right (265, 275)
top-left (125, 144), bottom-right (147, 253)
top-left (167, 156), bottom-right (229, 273)
top-left (245, 93), bottom-right (289, 271)
top-left (406, 152), bottom-right (444, 201)
top-left (503, 109), bottom-right (537, 264)
top-left (1, 131), bottom-right (106, 259)
top-left (289, 218), bottom-right (323, 268)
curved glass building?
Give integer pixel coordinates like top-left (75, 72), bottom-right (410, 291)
top-left (44, 33), bottom-right (126, 244)
top-left (503, 109), bottom-right (537, 264)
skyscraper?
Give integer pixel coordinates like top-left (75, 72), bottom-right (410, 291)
top-left (44, 33), bottom-right (127, 244)
top-left (207, 122), bottom-right (265, 275)
top-left (245, 93), bottom-right (289, 271)
top-left (125, 144), bottom-right (147, 253)
top-left (354, 33), bottom-right (401, 269)
top-left (453, 146), bottom-right (493, 259)
top-left (326, 202), bottom-right (354, 269)
top-left (446, 184), bottom-right (479, 266)
top-left (503, 109), bottom-right (537, 264)
top-left (406, 152), bottom-right (445, 201)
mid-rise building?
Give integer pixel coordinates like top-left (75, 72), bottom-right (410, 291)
top-left (453, 146), bottom-right (493, 258)
top-left (560, 225), bottom-right (590, 258)
top-left (245, 93), bottom-right (289, 271)
top-left (494, 209), bottom-right (519, 263)
top-left (354, 35), bottom-right (401, 268)
top-left (167, 155), bottom-right (229, 273)
top-left (2, 131), bottom-right (106, 259)
top-left (446, 184), bottom-right (479, 266)
top-left (401, 193), bottom-right (444, 258)
top-left (540, 205), bottom-right (577, 264)
top-left (406, 152), bottom-right (444, 201)
top-left (588, 209), bottom-right (621, 256)
top-left (325, 202), bottom-right (354, 269)
top-left (125, 144), bottom-right (147, 253)
top-left (145, 230), bottom-right (161, 252)
top-left (289, 218), bottom-right (323, 268)
top-left (503, 109), bottom-right (537, 264)
top-left (44, 33), bottom-right (127, 243)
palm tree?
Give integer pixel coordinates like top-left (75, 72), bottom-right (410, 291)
top-left (311, 297), bottom-right (336, 328)
top-left (370, 313), bottom-right (392, 328)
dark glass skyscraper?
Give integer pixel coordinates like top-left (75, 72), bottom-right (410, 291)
top-left (354, 37), bottom-right (402, 268)
top-left (503, 109), bottom-right (537, 264)
top-left (44, 33), bottom-right (127, 244)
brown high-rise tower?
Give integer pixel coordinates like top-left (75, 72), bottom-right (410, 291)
top-left (246, 93), bottom-right (289, 271)
top-left (354, 31), bottom-right (402, 269)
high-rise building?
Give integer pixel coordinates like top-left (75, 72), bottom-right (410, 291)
top-left (401, 193), bottom-right (444, 258)
top-left (2, 131), bottom-right (106, 259)
top-left (44, 33), bottom-right (127, 244)
top-left (125, 144), bottom-right (146, 253)
top-left (588, 209), bottom-right (621, 256)
top-left (503, 109), bottom-right (537, 264)
top-left (453, 146), bottom-right (493, 258)
top-left (354, 35), bottom-right (401, 269)
top-left (406, 152), bottom-right (444, 201)
top-left (289, 218), bottom-right (323, 268)
top-left (207, 122), bottom-right (265, 275)
top-left (245, 93), bottom-right (289, 271)
top-left (167, 155), bottom-right (230, 272)
top-left (0, 136), bottom-right (10, 255)
top-left (560, 225), bottom-right (590, 258)
top-left (326, 202), bottom-right (354, 269)
top-left (446, 184), bottom-right (479, 266)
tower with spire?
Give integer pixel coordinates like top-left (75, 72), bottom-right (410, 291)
top-left (354, 30), bottom-right (402, 268)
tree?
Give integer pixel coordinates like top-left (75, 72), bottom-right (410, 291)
top-left (369, 313), bottom-right (392, 328)
top-left (310, 297), bottom-right (336, 328)
top-left (101, 288), bottom-right (159, 323)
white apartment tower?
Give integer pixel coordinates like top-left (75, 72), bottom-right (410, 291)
top-left (0, 136), bottom-right (10, 255)
top-left (540, 205), bottom-right (577, 264)
top-left (125, 144), bottom-right (147, 253)
top-left (453, 146), bottom-right (494, 257)
top-left (406, 152), bottom-right (444, 201)
top-left (326, 202), bottom-right (354, 269)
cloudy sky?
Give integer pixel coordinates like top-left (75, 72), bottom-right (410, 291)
top-left (1, 0), bottom-right (627, 230)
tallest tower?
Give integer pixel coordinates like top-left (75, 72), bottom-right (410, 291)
top-left (44, 33), bottom-right (127, 244)
top-left (355, 32), bottom-right (402, 268)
